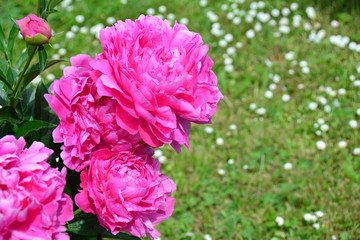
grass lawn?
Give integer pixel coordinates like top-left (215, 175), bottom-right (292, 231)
top-left (1, 0), bottom-right (360, 239)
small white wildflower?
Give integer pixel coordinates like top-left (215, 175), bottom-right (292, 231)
top-left (275, 216), bottom-right (284, 226)
top-left (290, 3), bottom-right (299, 11)
top-left (70, 25), bottom-right (79, 32)
top-left (146, 8), bottom-right (155, 15)
top-left (226, 47), bottom-right (236, 55)
top-left (285, 51), bottom-right (295, 60)
top-left (179, 18), bottom-right (189, 25)
top-left (65, 31), bottom-right (75, 39)
top-left (331, 20), bottom-right (339, 28)
top-left (349, 75), bottom-right (356, 81)
top-left (284, 163), bottom-right (293, 170)
top-left (243, 165), bottom-right (249, 170)
top-left (324, 105), bottom-right (331, 113)
top-left (75, 15), bottom-right (85, 23)
top-left (272, 74), bottom-right (281, 83)
top-left (203, 234), bottom-right (212, 240)
top-left (338, 141), bottom-right (347, 148)
top-left (224, 64), bottom-right (234, 72)
top-left (315, 211), bottom-right (324, 218)
top-left (317, 118), bottom-right (325, 124)
top-left (313, 223), bottom-right (320, 230)
top-left (304, 213), bottom-right (313, 221)
top-left (269, 83), bottom-right (277, 90)
top-left (338, 88), bottom-right (346, 95)
top-left (302, 67), bottom-right (310, 74)
top-left (219, 39), bottom-right (227, 47)
top-left (282, 8), bottom-right (290, 16)
top-left (52, 54), bottom-right (60, 60)
top-left (204, 126), bottom-right (214, 134)
top-left (314, 123), bottom-right (319, 128)
top-left (218, 169), bottom-right (226, 175)
top-left (246, 29), bottom-right (255, 39)
top-left (158, 5), bottom-right (167, 13)
top-left (349, 120), bottom-right (358, 128)
top-left (228, 159), bottom-right (235, 164)
top-left (320, 124), bottom-right (329, 132)
top-left (308, 102), bottom-right (318, 110)
top-left (356, 108), bottom-right (360, 116)
top-left (229, 124), bottom-right (237, 130)
top-left (264, 90), bottom-right (273, 99)
top-left (224, 33), bottom-right (234, 42)
top-left (235, 42), bottom-right (243, 48)
top-left (106, 17), bottom-right (116, 25)
top-left (256, 108), bottom-right (266, 115)
top-left (216, 138), bottom-right (224, 145)
top-left (185, 232), bottom-right (194, 237)
top-left (154, 150), bottom-right (163, 158)
top-left (297, 83), bottom-right (305, 89)
top-left (315, 130), bottom-right (322, 136)
top-left (158, 156), bottom-right (167, 164)
top-left (46, 74), bottom-right (55, 81)
top-left (282, 94), bottom-right (290, 102)
top-left (80, 26), bottom-right (88, 34)
top-left (332, 235), bottom-right (337, 240)
top-left (271, 9), bottom-right (280, 17)
top-left (354, 148), bottom-right (360, 155)
top-left (199, 0), bottom-right (207, 7)
top-left (249, 103), bottom-right (257, 110)
top-left (316, 140), bottom-right (326, 150)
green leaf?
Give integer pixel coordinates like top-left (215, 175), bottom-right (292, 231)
top-left (7, 23), bottom-right (19, 64)
top-left (6, 67), bottom-right (17, 87)
top-left (15, 120), bottom-right (55, 138)
top-left (48, 0), bottom-right (63, 10)
top-left (341, 162), bottom-right (360, 185)
top-left (0, 24), bottom-right (6, 53)
top-left (22, 59), bottom-right (64, 90)
top-left (67, 213), bottom-right (141, 240)
top-left (0, 64), bottom-right (12, 90)
top-left (38, 45), bottom-right (47, 72)
top-left (34, 81), bottom-right (49, 121)
top-left (0, 86), bottom-right (8, 105)
top-left (15, 47), bottom-right (32, 70)
top-left (18, 86), bottom-right (35, 120)
top-left (39, 0), bottom-right (47, 16)
top-left (0, 106), bottom-right (19, 123)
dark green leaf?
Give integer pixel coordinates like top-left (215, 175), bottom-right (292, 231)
top-left (0, 24), bottom-right (6, 53)
top-left (22, 60), bottom-right (64, 90)
top-left (38, 45), bottom-right (47, 72)
top-left (0, 86), bottom-right (8, 105)
top-left (18, 86), bottom-right (35, 120)
top-left (0, 106), bottom-right (19, 123)
top-left (48, 0), bottom-right (63, 10)
top-left (67, 213), bottom-right (141, 240)
top-left (7, 24), bottom-right (19, 63)
top-left (39, 0), bottom-right (47, 16)
top-left (34, 81), bottom-right (49, 121)
top-left (15, 47), bottom-right (32, 70)
top-left (15, 120), bottom-right (55, 138)
top-left (0, 66), bottom-right (12, 90)
top-left (6, 67), bottom-right (17, 87)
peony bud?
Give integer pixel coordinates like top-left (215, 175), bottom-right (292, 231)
top-left (16, 14), bottom-right (52, 45)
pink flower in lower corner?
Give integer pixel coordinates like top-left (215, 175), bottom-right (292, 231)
top-left (94, 15), bottom-right (223, 151)
top-left (75, 147), bottom-right (176, 239)
top-left (0, 135), bottom-right (73, 240)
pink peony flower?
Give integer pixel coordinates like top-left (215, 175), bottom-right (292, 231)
top-left (75, 147), bottom-right (176, 239)
top-left (45, 54), bottom-right (142, 171)
top-left (0, 135), bottom-right (73, 240)
top-left (16, 14), bottom-right (52, 45)
top-left (93, 15), bottom-right (223, 151)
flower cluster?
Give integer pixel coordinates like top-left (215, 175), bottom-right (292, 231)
top-left (46, 15), bottom-right (222, 239)
top-left (0, 135), bottom-right (73, 239)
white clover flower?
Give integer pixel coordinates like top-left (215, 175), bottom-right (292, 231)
top-left (308, 102), bottom-right (318, 110)
top-left (332, 236), bottom-right (337, 240)
top-left (227, 12), bottom-right (235, 20)
top-left (269, 19), bottom-right (277, 26)
top-left (349, 120), bottom-right (358, 128)
top-left (224, 33), bottom-right (234, 42)
top-left (203, 234), bottom-right (212, 240)
top-left (279, 17), bottom-right (289, 25)
top-left (224, 64), bottom-right (234, 72)
top-left (235, 42), bottom-right (243, 48)
top-left (282, 8), bottom-right (290, 16)
top-left (316, 140), bottom-right (326, 150)
top-left (221, 4), bottom-right (228, 11)
top-left (158, 5), bottom-right (167, 13)
top-left (302, 67), bottom-right (310, 74)
top-left (120, 0), bottom-right (127, 4)
top-left (228, 159), bottom-right (235, 164)
top-left (282, 94), bottom-right (290, 102)
top-left (306, 7), bottom-right (316, 19)
top-left (216, 138), bottom-right (224, 145)
top-left (229, 124), bottom-right (237, 130)
top-left (159, 156), bottom-right (167, 164)
top-left (256, 108), bottom-right (266, 115)
top-left (317, 96), bottom-right (327, 105)
top-left (52, 54), bottom-right (60, 60)
top-left (269, 83), bottom-right (277, 90)
top-left (199, 0), bottom-right (207, 7)
top-left (264, 91), bottom-right (273, 99)
top-left (304, 22), bottom-right (312, 31)
top-left (272, 74), bottom-right (281, 83)
top-left (304, 213), bottom-right (313, 221)
top-left (154, 150), bottom-right (163, 158)
top-left (271, 9), bottom-right (280, 17)
top-left (65, 31), bottom-right (75, 39)
top-left (331, 20), bottom-right (339, 27)
top-left (80, 26), bottom-right (88, 34)
top-left (246, 29), bottom-right (255, 39)
top-left (320, 124), bottom-right (329, 131)
top-left (315, 130), bottom-right (322, 136)
top-left (313, 223), bottom-right (320, 230)
top-left (275, 216), bottom-right (284, 226)
top-left (338, 88), bottom-right (346, 95)
top-left (290, 3), bottom-right (299, 11)
top-left (185, 232), bottom-right (194, 237)
top-left (106, 17), bottom-right (116, 25)
top-left (204, 126), bottom-right (214, 134)
top-left (284, 163), bottom-right (293, 170)
top-left (224, 57), bottom-right (233, 65)
top-left (254, 22), bottom-right (262, 32)
top-left (70, 25), bottom-right (79, 32)
top-left (314, 123), bottom-right (319, 128)
top-left (338, 141), bottom-right (347, 148)
top-left (285, 51), bottom-right (295, 60)
top-left (232, 17), bottom-right (241, 25)
top-left (179, 18), bottom-right (189, 25)
top-left (265, 59), bottom-right (272, 67)
top-left (354, 148), bottom-right (360, 155)
top-left (219, 39), bottom-right (227, 47)
top-left (243, 165), bottom-right (249, 170)
top-left (317, 118), bottom-right (325, 124)
top-left (279, 25), bottom-right (290, 34)
top-left (146, 8), bottom-right (155, 15)
top-left (226, 47), bottom-right (236, 55)
top-left (257, 12), bottom-right (270, 23)
top-left (356, 108), bottom-right (360, 116)
top-left (249, 103), bottom-right (257, 110)
top-left (297, 83), bottom-right (305, 89)
top-left (354, 80), bottom-right (360, 86)
top-left (75, 15), bottom-right (85, 23)
top-left (58, 48), bottom-right (67, 56)
top-left (315, 211), bottom-right (324, 218)
top-left (46, 74), bottom-right (55, 81)
top-left (349, 75), bottom-right (356, 81)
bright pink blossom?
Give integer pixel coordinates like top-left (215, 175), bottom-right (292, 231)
top-left (94, 15), bottom-right (223, 151)
top-left (0, 135), bottom-right (73, 240)
top-left (16, 14), bottom-right (52, 45)
top-left (45, 54), bottom-right (142, 171)
top-left (75, 147), bottom-right (176, 239)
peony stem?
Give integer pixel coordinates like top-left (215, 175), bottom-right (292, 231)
top-left (73, 208), bottom-right (83, 216)
top-left (10, 45), bottom-right (38, 107)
